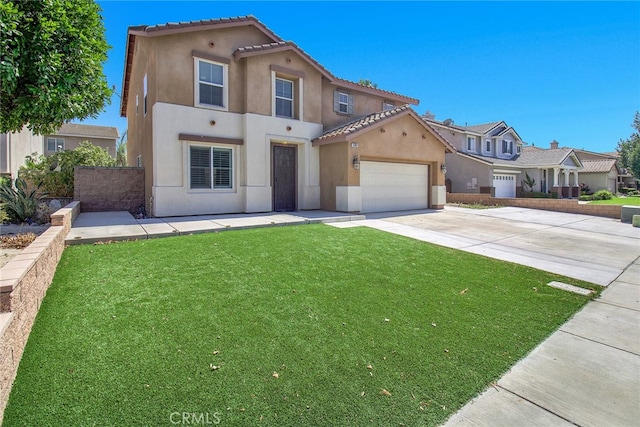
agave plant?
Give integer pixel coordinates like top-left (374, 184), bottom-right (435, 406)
top-left (0, 178), bottom-right (43, 223)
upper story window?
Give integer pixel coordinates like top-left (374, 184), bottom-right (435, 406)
top-left (275, 77), bottom-right (294, 118)
top-left (516, 144), bottom-right (521, 154)
top-left (334, 91), bottom-right (354, 115)
top-left (189, 145), bottom-right (232, 190)
top-left (382, 102), bottom-right (395, 111)
top-left (485, 139), bottom-right (491, 153)
top-left (467, 136), bottom-right (476, 152)
top-left (502, 140), bottom-right (513, 154)
top-left (47, 137), bottom-right (64, 152)
top-left (135, 95), bottom-right (139, 115)
top-left (196, 58), bottom-right (227, 109)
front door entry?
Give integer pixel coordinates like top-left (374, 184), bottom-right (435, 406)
top-left (272, 145), bottom-right (296, 211)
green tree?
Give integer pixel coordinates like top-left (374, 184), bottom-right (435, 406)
top-left (20, 141), bottom-right (115, 197)
top-left (116, 130), bottom-right (127, 166)
top-left (0, 0), bottom-right (111, 134)
top-left (358, 79), bottom-right (378, 88)
top-left (616, 112), bottom-right (640, 179)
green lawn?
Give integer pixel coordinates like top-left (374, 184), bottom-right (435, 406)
top-left (588, 196), bottom-right (640, 205)
top-left (4, 225), bottom-right (599, 426)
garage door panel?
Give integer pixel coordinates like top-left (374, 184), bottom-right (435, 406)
top-left (493, 174), bottom-right (516, 198)
top-left (361, 161), bottom-right (429, 213)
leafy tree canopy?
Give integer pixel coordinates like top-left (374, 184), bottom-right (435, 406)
top-left (0, 0), bottom-right (111, 134)
top-left (616, 112), bottom-right (640, 180)
top-left (358, 79), bottom-right (378, 88)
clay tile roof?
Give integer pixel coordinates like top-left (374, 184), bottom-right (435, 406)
top-left (53, 123), bottom-right (119, 139)
top-left (580, 159), bottom-right (617, 173)
top-left (314, 105), bottom-right (412, 142)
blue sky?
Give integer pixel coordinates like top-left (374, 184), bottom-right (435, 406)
top-left (88, 1), bottom-right (640, 153)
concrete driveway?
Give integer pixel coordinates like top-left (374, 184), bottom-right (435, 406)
top-left (361, 205), bottom-right (640, 287)
top-left (332, 205), bottom-right (640, 426)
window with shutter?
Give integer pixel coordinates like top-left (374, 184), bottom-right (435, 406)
top-left (190, 146), bottom-right (233, 189)
top-left (334, 91), bottom-right (353, 115)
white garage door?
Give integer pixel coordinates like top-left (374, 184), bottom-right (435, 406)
top-left (493, 174), bottom-right (516, 198)
top-left (361, 161), bottom-right (429, 213)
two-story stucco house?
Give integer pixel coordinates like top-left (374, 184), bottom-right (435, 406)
top-left (425, 116), bottom-right (583, 198)
top-left (44, 123), bottom-right (119, 158)
top-left (120, 16), bottom-right (454, 217)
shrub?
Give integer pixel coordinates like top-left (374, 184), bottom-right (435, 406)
top-left (522, 191), bottom-right (551, 199)
top-left (19, 141), bottom-right (115, 197)
top-left (593, 190), bottom-right (613, 200)
top-left (0, 177), bottom-right (43, 222)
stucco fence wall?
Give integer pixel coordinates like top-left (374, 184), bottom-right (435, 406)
top-left (447, 193), bottom-right (622, 219)
top-left (74, 166), bottom-right (144, 214)
top-left (0, 201), bottom-right (80, 423)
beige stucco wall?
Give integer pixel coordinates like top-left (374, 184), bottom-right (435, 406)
top-left (321, 84), bottom-right (403, 130)
top-left (44, 135), bottom-right (116, 158)
top-left (580, 171), bottom-right (617, 193)
top-left (445, 153), bottom-right (493, 193)
top-left (1, 127), bottom-right (43, 179)
top-left (150, 103), bottom-right (322, 216)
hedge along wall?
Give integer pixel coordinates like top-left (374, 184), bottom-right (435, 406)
top-left (74, 166), bottom-right (144, 214)
top-left (447, 193), bottom-right (622, 219)
top-left (0, 202), bottom-right (80, 422)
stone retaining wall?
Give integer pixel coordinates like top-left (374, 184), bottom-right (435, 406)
top-left (446, 193), bottom-right (622, 219)
top-left (74, 166), bottom-right (144, 214)
top-left (0, 201), bottom-right (79, 423)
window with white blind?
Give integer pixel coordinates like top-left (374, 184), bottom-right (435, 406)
top-left (189, 146), bottom-right (232, 189)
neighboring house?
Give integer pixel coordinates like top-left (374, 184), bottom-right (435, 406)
top-left (1, 124), bottom-right (119, 181)
top-left (120, 16), bottom-right (453, 217)
top-left (44, 123), bottom-right (119, 158)
top-left (572, 149), bottom-right (618, 193)
top-left (425, 116), bottom-right (583, 198)
top-left (0, 126), bottom-right (44, 181)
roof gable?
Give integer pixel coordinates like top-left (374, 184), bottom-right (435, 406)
top-left (51, 123), bottom-right (119, 139)
top-left (312, 105), bottom-right (455, 152)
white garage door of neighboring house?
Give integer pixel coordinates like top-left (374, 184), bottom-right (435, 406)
top-left (493, 174), bottom-right (516, 198)
top-left (361, 161), bottom-right (429, 213)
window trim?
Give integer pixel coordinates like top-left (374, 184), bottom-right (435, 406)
top-left (502, 139), bottom-right (513, 154)
top-left (188, 144), bottom-right (234, 191)
top-left (382, 101), bottom-right (395, 111)
top-left (143, 74), bottom-right (148, 116)
top-left (467, 136), bottom-right (476, 152)
top-left (194, 57), bottom-right (229, 111)
top-left (47, 137), bottom-right (64, 152)
top-left (275, 77), bottom-right (294, 118)
top-left (334, 90), bottom-right (354, 115)
top-left (485, 139), bottom-right (491, 153)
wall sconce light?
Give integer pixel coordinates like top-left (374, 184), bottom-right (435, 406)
top-left (353, 155), bottom-right (360, 170)
top-left (440, 163), bottom-right (447, 174)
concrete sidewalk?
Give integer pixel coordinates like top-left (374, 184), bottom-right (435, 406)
top-left (65, 210), bottom-right (365, 244)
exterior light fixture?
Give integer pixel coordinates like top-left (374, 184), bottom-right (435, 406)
top-left (353, 155), bottom-right (360, 170)
top-left (440, 163), bottom-right (447, 174)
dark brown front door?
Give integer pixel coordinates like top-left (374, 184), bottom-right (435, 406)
top-left (272, 145), bottom-right (296, 211)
